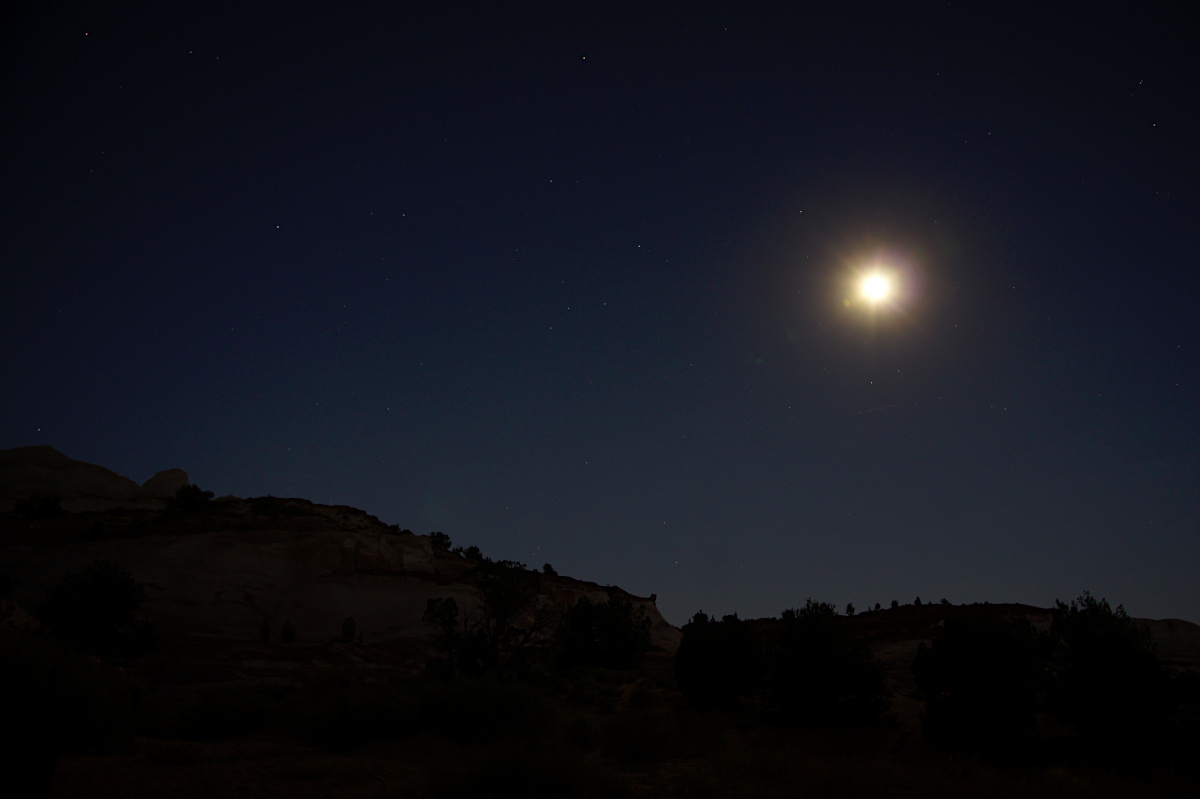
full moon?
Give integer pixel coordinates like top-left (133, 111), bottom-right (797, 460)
top-left (860, 273), bottom-right (891, 303)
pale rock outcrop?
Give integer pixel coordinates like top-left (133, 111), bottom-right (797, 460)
top-left (138, 469), bottom-right (190, 498)
top-left (0, 526), bottom-right (679, 653)
top-left (0, 528), bottom-right (452, 646)
top-left (0, 448), bottom-right (682, 664)
top-left (0, 446), bottom-right (185, 512)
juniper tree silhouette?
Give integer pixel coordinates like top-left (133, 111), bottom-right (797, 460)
top-left (674, 612), bottom-right (764, 708)
top-left (423, 559), bottom-right (550, 674)
top-left (912, 614), bottom-right (1046, 756)
top-left (38, 561), bottom-right (153, 655)
top-left (766, 599), bottom-right (889, 724)
top-left (167, 483), bottom-right (214, 513)
top-left (1050, 592), bottom-right (1171, 750)
top-left (555, 594), bottom-right (651, 669)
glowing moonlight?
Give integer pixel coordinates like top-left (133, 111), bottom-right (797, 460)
top-left (860, 272), bottom-right (892, 303)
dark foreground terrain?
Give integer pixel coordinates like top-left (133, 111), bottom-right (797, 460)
top-left (6, 601), bottom-right (1199, 799)
top-left (3, 447), bottom-right (1199, 797)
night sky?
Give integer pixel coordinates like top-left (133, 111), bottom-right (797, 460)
top-left (4, 2), bottom-right (1198, 626)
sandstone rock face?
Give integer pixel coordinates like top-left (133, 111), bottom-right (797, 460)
top-left (1, 527), bottom-right (438, 643)
top-left (0, 446), bottom-right (183, 512)
top-left (0, 526), bottom-right (679, 655)
top-left (1140, 618), bottom-right (1200, 672)
top-left (0, 449), bottom-right (682, 660)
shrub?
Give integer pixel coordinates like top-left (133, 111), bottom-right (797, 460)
top-left (38, 561), bottom-right (152, 655)
top-left (423, 560), bottom-right (547, 674)
top-left (452, 544), bottom-right (485, 560)
top-left (168, 483), bottom-right (214, 513)
top-left (556, 595), bottom-right (651, 669)
top-left (1050, 592), bottom-right (1171, 746)
top-left (674, 612), bottom-right (764, 708)
top-left (766, 599), bottom-right (889, 724)
top-left (912, 614), bottom-right (1046, 755)
top-left (429, 531), bottom-right (452, 551)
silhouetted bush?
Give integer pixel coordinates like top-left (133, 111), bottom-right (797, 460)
top-left (556, 595), bottom-right (651, 669)
top-left (543, 562), bottom-right (557, 576)
top-left (429, 531), bottom-right (452, 551)
top-left (1050, 592), bottom-right (1171, 748)
top-left (451, 544), bottom-right (484, 560)
top-left (766, 599), bottom-right (889, 724)
top-left (912, 614), bottom-right (1046, 756)
top-left (675, 612), bottom-right (764, 709)
top-left (168, 483), bottom-right (214, 513)
top-left (38, 560), bottom-right (153, 655)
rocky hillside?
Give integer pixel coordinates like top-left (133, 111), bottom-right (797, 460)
top-left (4, 447), bottom-right (1196, 694)
top-left (0, 445), bottom-right (188, 513)
top-left (0, 447), bottom-right (680, 687)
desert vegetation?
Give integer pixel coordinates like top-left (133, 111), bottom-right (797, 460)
top-left (166, 483), bottom-right (214, 513)
top-left (3, 538), bottom-right (1198, 797)
top-left (37, 560), bottom-right (155, 655)
top-left (912, 612), bottom-right (1046, 756)
top-left (674, 600), bottom-right (890, 725)
top-left (1049, 592), bottom-right (1176, 757)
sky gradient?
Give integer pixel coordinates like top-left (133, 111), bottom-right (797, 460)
top-left (3, 2), bottom-right (1197, 625)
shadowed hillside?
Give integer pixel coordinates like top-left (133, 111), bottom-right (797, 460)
top-left (0, 448), bottom-right (678, 690)
top-left (2, 447), bottom-right (1197, 798)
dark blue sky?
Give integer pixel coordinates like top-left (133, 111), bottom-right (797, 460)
top-left (4, 2), bottom-right (1197, 625)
